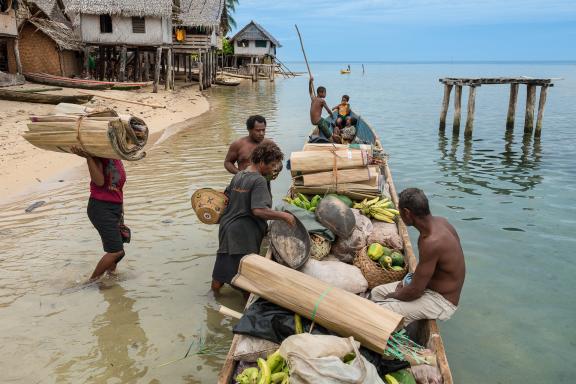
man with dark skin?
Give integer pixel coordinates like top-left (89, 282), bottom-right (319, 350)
top-left (371, 188), bottom-right (466, 325)
top-left (309, 76), bottom-right (336, 141)
top-left (224, 115), bottom-right (271, 174)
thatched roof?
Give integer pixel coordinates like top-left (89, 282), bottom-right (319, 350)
top-left (21, 0), bottom-right (71, 26)
top-left (230, 21), bottom-right (281, 47)
top-left (173, 0), bottom-right (224, 28)
top-left (66, 0), bottom-right (172, 17)
top-left (27, 17), bottom-right (82, 50)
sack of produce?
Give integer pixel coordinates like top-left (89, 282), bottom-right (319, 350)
top-left (367, 221), bottom-right (403, 250)
top-left (310, 234), bottom-right (331, 260)
top-left (315, 195), bottom-right (356, 238)
top-left (301, 258), bottom-right (368, 294)
top-left (330, 209), bottom-right (373, 263)
top-left (233, 335), bottom-right (280, 362)
top-left (278, 334), bottom-right (385, 384)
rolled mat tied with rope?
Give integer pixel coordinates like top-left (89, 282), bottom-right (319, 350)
top-left (232, 254), bottom-right (403, 354)
top-left (22, 103), bottom-right (148, 161)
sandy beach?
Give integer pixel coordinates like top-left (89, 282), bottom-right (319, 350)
top-left (0, 84), bottom-right (209, 203)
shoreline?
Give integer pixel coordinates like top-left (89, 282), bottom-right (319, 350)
top-left (0, 84), bottom-right (210, 205)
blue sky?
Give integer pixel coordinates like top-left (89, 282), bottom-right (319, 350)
top-left (229, 0), bottom-right (576, 61)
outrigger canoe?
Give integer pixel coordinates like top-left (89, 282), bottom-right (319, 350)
top-left (340, 69), bottom-right (351, 74)
top-left (24, 73), bottom-right (152, 91)
top-left (217, 112), bottom-right (453, 383)
top-left (0, 88), bottom-right (93, 104)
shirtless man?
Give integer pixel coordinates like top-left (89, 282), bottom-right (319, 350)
top-left (309, 77), bottom-right (336, 140)
top-left (224, 115), bottom-right (270, 174)
top-left (371, 188), bottom-right (466, 325)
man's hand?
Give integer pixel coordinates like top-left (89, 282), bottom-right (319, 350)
top-left (283, 212), bottom-right (296, 227)
top-left (395, 281), bottom-right (404, 291)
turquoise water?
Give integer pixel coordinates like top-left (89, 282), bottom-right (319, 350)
top-left (0, 63), bottom-right (574, 383)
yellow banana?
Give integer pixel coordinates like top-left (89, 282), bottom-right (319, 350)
top-left (266, 350), bottom-right (284, 374)
top-left (364, 196), bottom-right (381, 208)
top-left (369, 207), bottom-right (395, 218)
top-left (371, 213), bottom-right (395, 223)
top-left (386, 208), bottom-right (400, 215)
top-left (257, 358), bottom-right (271, 384)
top-left (270, 372), bottom-right (287, 384)
top-left (372, 198), bottom-right (390, 208)
top-left (384, 374), bottom-right (400, 384)
top-left (294, 314), bottom-right (303, 334)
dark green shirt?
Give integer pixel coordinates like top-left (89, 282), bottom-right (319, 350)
top-left (218, 170), bottom-right (272, 255)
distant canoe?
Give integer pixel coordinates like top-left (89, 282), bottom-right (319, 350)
top-left (0, 88), bottom-right (93, 104)
top-left (24, 73), bottom-right (152, 91)
top-left (340, 69), bottom-right (351, 74)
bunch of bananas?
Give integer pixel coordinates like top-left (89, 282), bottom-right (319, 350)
top-left (353, 196), bottom-right (399, 223)
top-left (235, 350), bottom-right (289, 384)
top-left (283, 193), bottom-right (322, 213)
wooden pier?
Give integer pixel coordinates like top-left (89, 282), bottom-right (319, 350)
top-left (439, 78), bottom-right (554, 138)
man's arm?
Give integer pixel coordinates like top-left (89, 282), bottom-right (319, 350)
top-left (224, 141), bottom-right (240, 174)
top-left (386, 243), bottom-right (440, 301)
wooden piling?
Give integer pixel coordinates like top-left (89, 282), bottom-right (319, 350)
top-left (524, 84), bottom-right (536, 134)
top-left (506, 83), bottom-right (519, 129)
top-left (153, 47), bottom-right (162, 93)
top-left (13, 38), bottom-right (22, 75)
top-left (165, 48), bottom-right (172, 90)
top-left (143, 52), bottom-right (150, 82)
top-left (198, 60), bottom-right (204, 91)
top-left (535, 85), bottom-right (548, 137)
top-left (452, 85), bottom-right (462, 134)
top-left (83, 47), bottom-right (90, 77)
top-left (464, 86), bottom-right (477, 138)
top-left (119, 45), bottom-right (127, 82)
top-left (135, 49), bottom-right (142, 81)
top-left (98, 46), bottom-right (105, 80)
top-left (439, 83), bottom-right (453, 131)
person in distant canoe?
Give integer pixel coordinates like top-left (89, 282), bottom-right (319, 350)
top-left (370, 188), bottom-right (466, 325)
top-left (224, 115), bottom-right (272, 174)
top-left (71, 147), bottom-right (128, 281)
top-left (332, 94), bottom-right (351, 128)
top-left (309, 77), bottom-right (336, 141)
top-left (213, 141), bottom-right (295, 297)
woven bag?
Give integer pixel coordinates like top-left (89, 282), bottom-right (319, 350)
top-left (191, 188), bottom-right (228, 224)
top-left (353, 246), bottom-right (407, 289)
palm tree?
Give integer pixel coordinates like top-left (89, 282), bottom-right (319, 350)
top-left (224, 0), bottom-right (239, 33)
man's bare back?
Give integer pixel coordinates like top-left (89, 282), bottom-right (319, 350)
top-left (310, 97), bottom-right (327, 125)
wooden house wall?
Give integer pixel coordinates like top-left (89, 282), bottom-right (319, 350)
top-left (234, 40), bottom-right (275, 56)
top-left (0, 9), bottom-right (18, 37)
top-left (80, 14), bottom-right (171, 46)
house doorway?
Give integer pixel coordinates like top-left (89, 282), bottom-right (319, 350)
top-left (0, 40), bottom-right (9, 72)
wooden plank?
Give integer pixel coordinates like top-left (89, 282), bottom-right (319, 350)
top-left (535, 85), bottom-right (548, 137)
top-left (524, 84), bottom-right (536, 134)
top-left (452, 85), bottom-right (462, 134)
top-left (464, 86), bottom-right (477, 138)
top-left (153, 47), bottom-right (162, 93)
top-left (439, 84), bottom-right (453, 131)
top-left (506, 83), bottom-right (519, 130)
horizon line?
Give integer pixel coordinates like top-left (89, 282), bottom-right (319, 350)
top-left (280, 60), bottom-right (576, 64)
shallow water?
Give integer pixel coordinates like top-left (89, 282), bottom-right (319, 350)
top-left (1, 63), bottom-right (575, 383)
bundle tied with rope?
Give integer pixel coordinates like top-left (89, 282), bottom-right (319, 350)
top-left (22, 103), bottom-right (148, 161)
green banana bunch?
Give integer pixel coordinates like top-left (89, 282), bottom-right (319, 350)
top-left (284, 194), bottom-right (322, 213)
top-left (384, 374), bottom-right (401, 384)
top-left (266, 351), bottom-right (285, 374)
top-left (257, 358), bottom-right (271, 384)
top-left (271, 372), bottom-right (288, 384)
top-left (235, 367), bottom-right (259, 384)
top-left (294, 314), bottom-right (304, 334)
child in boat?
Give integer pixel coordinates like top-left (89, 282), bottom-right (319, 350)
top-left (333, 95), bottom-right (351, 128)
top-left (309, 77), bottom-right (336, 140)
top-left (340, 116), bottom-right (360, 144)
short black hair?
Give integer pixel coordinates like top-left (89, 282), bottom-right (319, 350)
top-left (317, 86), bottom-right (326, 94)
top-left (349, 116), bottom-right (358, 126)
top-left (342, 95), bottom-right (350, 101)
top-left (399, 188), bottom-right (431, 217)
top-left (246, 115), bottom-right (267, 130)
top-left (251, 141), bottom-right (284, 165)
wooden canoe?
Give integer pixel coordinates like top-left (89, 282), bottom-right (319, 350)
top-left (215, 78), bottom-right (241, 87)
top-left (340, 69), bottom-right (351, 74)
top-left (0, 88), bottom-right (93, 104)
top-left (217, 112), bottom-right (453, 384)
top-left (25, 73), bottom-right (112, 90)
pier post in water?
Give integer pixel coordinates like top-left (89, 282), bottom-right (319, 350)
top-left (535, 85), bottom-right (548, 137)
top-left (153, 47), bottom-right (162, 93)
top-left (506, 83), bottom-right (519, 130)
top-left (119, 45), bottom-right (127, 82)
top-left (452, 85), bottom-right (462, 134)
top-left (524, 84), bottom-right (536, 134)
top-left (464, 85), bottom-right (477, 138)
top-left (439, 83), bottom-right (453, 131)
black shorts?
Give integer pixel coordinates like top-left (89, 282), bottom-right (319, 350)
top-left (87, 198), bottom-right (124, 254)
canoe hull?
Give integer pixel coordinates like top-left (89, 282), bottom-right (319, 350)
top-left (0, 89), bottom-right (93, 104)
top-left (25, 73), bottom-right (112, 90)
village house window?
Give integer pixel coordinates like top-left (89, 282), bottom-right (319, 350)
top-left (255, 40), bottom-right (267, 48)
top-left (237, 40), bottom-right (249, 48)
top-left (132, 17), bottom-right (146, 33)
top-left (100, 15), bottom-right (113, 33)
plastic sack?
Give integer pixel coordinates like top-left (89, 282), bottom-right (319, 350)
top-left (279, 334), bottom-right (385, 384)
top-left (301, 259), bottom-right (368, 294)
top-left (331, 209), bottom-right (373, 263)
top-left (367, 221), bottom-right (403, 250)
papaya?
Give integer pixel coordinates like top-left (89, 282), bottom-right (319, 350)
top-left (367, 243), bottom-right (385, 260)
top-left (391, 251), bottom-right (405, 267)
top-left (390, 266), bottom-right (404, 271)
top-left (388, 369), bottom-right (417, 384)
top-left (379, 255), bottom-right (393, 269)
top-left (382, 246), bottom-right (393, 257)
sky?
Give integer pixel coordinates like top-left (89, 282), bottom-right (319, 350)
top-left (229, 0), bottom-right (576, 61)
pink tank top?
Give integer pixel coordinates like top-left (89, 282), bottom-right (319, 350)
top-left (90, 158), bottom-right (126, 203)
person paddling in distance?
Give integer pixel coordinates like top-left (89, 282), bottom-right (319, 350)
top-left (213, 141), bottom-right (295, 298)
top-left (309, 76), bottom-right (337, 141)
top-left (70, 146), bottom-right (128, 281)
top-left (371, 188), bottom-right (466, 326)
top-left (224, 115), bottom-right (273, 174)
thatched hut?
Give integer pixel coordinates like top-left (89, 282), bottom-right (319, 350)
top-left (0, 0), bottom-right (20, 74)
top-left (230, 20), bottom-right (281, 66)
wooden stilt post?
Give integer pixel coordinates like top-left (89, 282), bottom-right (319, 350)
top-left (535, 85), bottom-right (548, 138)
top-left (13, 38), bottom-right (23, 75)
top-left (452, 85), bottom-right (462, 134)
top-left (99, 46), bottom-right (105, 80)
top-left (506, 83), bottom-right (519, 130)
top-left (464, 85), bottom-right (477, 138)
top-left (153, 47), bottom-right (162, 93)
top-left (135, 48), bottom-right (142, 81)
top-left (198, 60), bottom-right (204, 91)
top-left (119, 45), bottom-right (127, 82)
top-left (143, 51), bottom-right (150, 82)
top-left (439, 83), bottom-right (453, 131)
top-left (183, 55), bottom-right (187, 82)
top-left (524, 84), bottom-right (536, 134)
top-left (83, 47), bottom-right (90, 77)
top-left (165, 48), bottom-right (172, 90)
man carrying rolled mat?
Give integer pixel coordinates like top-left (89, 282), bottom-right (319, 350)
top-left (370, 188), bottom-right (466, 326)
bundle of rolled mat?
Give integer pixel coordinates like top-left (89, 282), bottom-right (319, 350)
top-left (22, 103), bottom-right (148, 161)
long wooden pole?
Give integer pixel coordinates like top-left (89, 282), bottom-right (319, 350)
top-left (452, 85), bottom-right (462, 134)
top-left (524, 84), bottom-right (536, 134)
top-left (439, 83), bottom-right (453, 131)
top-left (535, 85), bottom-right (548, 138)
top-left (464, 85), bottom-right (477, 138)
top-left (295, 24), bottom-right (315, 97)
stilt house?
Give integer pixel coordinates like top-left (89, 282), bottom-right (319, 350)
top-left (0, 0), bottom-right (19, 73)
top-left (229, 20), bottom-right (280, 67)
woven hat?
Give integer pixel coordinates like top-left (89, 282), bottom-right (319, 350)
top-left (191, 188), bottom-right (228, 224)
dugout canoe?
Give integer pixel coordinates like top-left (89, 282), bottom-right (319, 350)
top-left (217, 112), bottom-right (453, 383)
top-left (0, 88), bottom-right (93, 104)
top-left (24, 73), bottom-right (151, 91)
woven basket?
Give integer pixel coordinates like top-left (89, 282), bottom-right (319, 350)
top-left (353, 246), bottom-right (407, 289)
top-left (191, 188), bottom-right (228, 224)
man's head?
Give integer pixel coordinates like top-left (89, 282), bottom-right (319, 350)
top-left (341, 95), bottom-right (350, 103)
top-left (346, 116), bottom-right (357, 127)
top-left (317, 86), bottom-right (326, 98)
top-left (246, 115), bottom-right (267, 143)
top-left (250, 141), bottom-right (284, 177)
top-left (398, 188), bottom-right (431, 226)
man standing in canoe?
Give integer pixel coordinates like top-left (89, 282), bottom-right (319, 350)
top-left (224, 115), bottom-right (271, 174)
top-left (309, 76), bottom-right (336, 141)
top-left (371, 188), bottom-right (465, 325)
